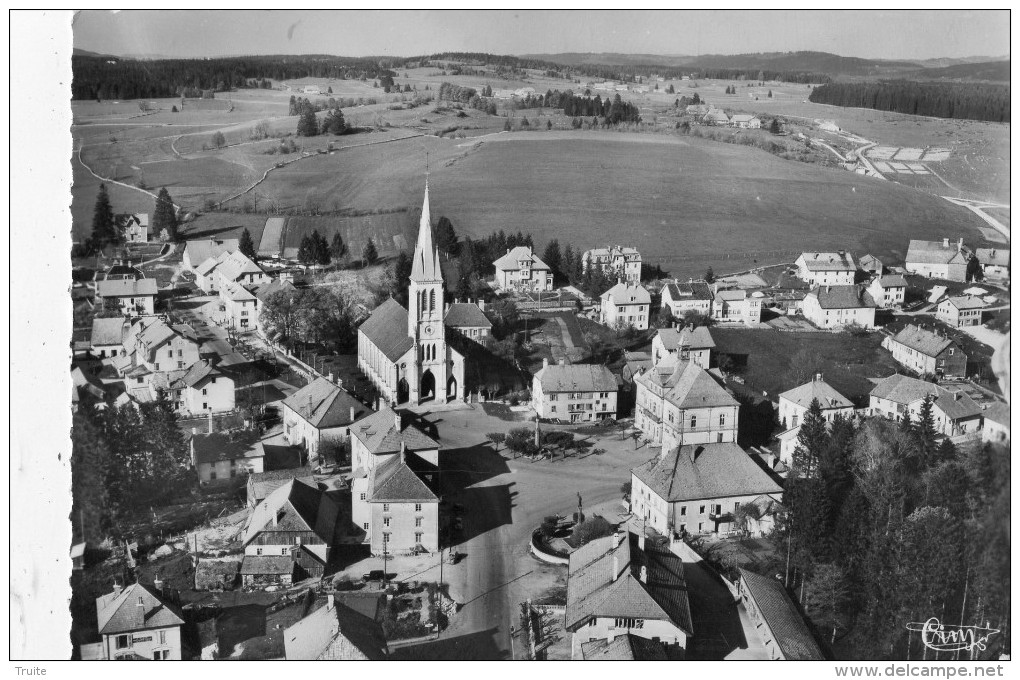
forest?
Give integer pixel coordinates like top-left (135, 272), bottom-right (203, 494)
top-left (70, 54), bottom-right (396, 100)
top-left (809, 80), bottom-right (1010, 123)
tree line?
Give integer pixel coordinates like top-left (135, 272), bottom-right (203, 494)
top-left (809, 80), bottom-right (1010, 123)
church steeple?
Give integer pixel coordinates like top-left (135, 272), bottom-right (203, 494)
top-left (410, 181), bottom-right (442, 283)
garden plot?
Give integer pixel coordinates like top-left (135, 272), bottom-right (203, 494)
top-left (892, 147), bottom-right (924, 161)
top-left (866, 146), bottom-right (898, 160)
top-left (922, 148), bottom-right (952, 162)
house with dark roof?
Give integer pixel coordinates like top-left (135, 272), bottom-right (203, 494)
top-left (776, 374), bottom-right (855, 466)
top-left (660, 280), bottom-right (713, 319)
top-left (443, 301), bottom-right (492, 343)
top-left (96, 277), bottom-right (158, 316)
top-left (936, 295), bottom-right (985, 328)
top-left (565, 530), bottom-right (693, 659)
top-left (906, 238), bottom-right (971, 281)
top-left (579, 633), bottom-right (669, 660)
top-left (975, 247), bottom-right (1009, 282)
top-left (621, 351), bottom-right (654, 385)
top-left (532, 359), bottom-right (618, 423)
top-left (493, 246), bottom-right (553, 292)
top-left (92, 582), bottom-right (184, 660)
top-left (802, 285), bottom-right (877, 329)
top-left (651, 325), bottom-right (715, 368)
top-left (869, 374), bottom-right (983, 437)
top-left (738, 568), bottom-right (824, 660)
top-left (633, 356), bottom-right (739, 450)
top-left (795, 251), bottom-right (857, 286)
top-left (285, 594), bottom-right (389, 660)
top-left (241, 479), bottom-right (340, 586)
top-left (866, 274), bottom-right (908, 309)
top-left (150, 359), bottom-right (235, 417)
top-left (349, 406), bottom-right (441, 555)
top-left (631, 442), bottom-right (783, 537)
top-left (116, 213), bottom-right (150, 243)
top-left (190, 428), bottom-right (265, 485)
top-left (882, 324), bottom-right (967, 378)
top-left (282, 377), bottom-right (371, 465)
top-left (90, 317), bottom-right (128, 358)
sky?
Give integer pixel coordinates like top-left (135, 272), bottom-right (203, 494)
top-left (72, 9), bottom-right (1010, 61)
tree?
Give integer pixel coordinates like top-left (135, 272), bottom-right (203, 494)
top-left (768, 89), bottom-right (773, 98)
top-left (804, 563), bottom-right (850, 643)
top-left (914, 394), bottom-right (938, 468)
top-left (238, 228), bottom-right (256, 260)
top-left (330, 232), bottom-right (348, 263)
top-left (546, 119), bottom-right (553, 130)
top-left (542, 239), bottom-right (562, 283)
top-left (91, 183), bottom-right (117, 244)
top-left (704, 266), bottom-right (716, 283)
top-left (966, 253), bottom-right (983, 282)
top-left (503, 118), bottom-right (512, 131)
top-left (434, 216), bottom-right (458, 255)
top-left (211, 131), bottom-right (226, 148)
top-left (793, 398), bottom-right (829, 477)
top-left (657, 304), bottom-right (675, 329)
top-left (620, 481), bottom-right (632, 502)
top-left (362, 237), bottom-right (378, 265)
top-left (320, 107), bottom-right (347, 135)
top-left (71, 411), bottom-right (112, 540)
top-left (296, 106), bottom-right (318, 136)
top-left (487, 432), bottom-right (506, 452)
top-left (770, 118), bottom-right (782, 134)
top-left (570, 516), bottom-right (614, 547)
top-left (153, 187), bottom-right (178, 241)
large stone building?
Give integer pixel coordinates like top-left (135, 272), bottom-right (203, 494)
top-left (795, 251), bottom-right (857, 286)
top-left (493, 246), bottom-right (554, 292)
top-left (357, 184), bottom-right (465, 405)
top-left (532, 360), bottom-right (618, 423)
top-left (882, 324), bottom-right (967, 378)
top-left (582, 245), bottom-right (642, 284)
top-left (802, 285), bottom-right (877, 329)
top-left (905, 238), bottom-right (971, 281)
top-left (600, 281), bottom-right (651, 331)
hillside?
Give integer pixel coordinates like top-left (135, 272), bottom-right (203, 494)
top-left (904, 60), bottom-right (1010, 83)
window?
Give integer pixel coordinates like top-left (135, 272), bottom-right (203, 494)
top-left (383, 503), bottom-right (390, 512)
top-left (699, 505), bottom-right (706, 515)
top-left (202, 403), bottom-right (208, 410)
top-left (210, 470), bottom-right (217, 480)
top-left (734, 501), bottom-right (741, 513)
top-left (383, 533), bottom-right (390, 545)
top-left (717, 432), bottom-right (724, 443)
top-left (614, 618), bottom-right (644, 629)
top-left (202, 388), bottom-right (208, 395)
top-left (256, 548), bottom-right (263, 555)
top-left (360, 493), bottom-right (366, 501)
top-left (690, 415), bottom-right (697, 429)
top-left (415, 503), bottom-right (422, 512)
top-left (115, 635), bottom-right (130, 650)
top-left (415, 532), bottom-right (424, 543)
top-left (719, 413), bottom-right (726, 426)
top-left (415, 517), bottom-right (423, 527)
top-left (363, 522), bottom-right (369, 530)
top-left (792, 414), bottom-right (799, 428)
top-left (282, 548), bottom-right (288, 555)
top-left (168, 349), bottom-right (173, 358)
top-left (155, 363), bottom-right (160, 370)
top-left (550, 406), bottom-right (557, 413)
top-left (383, 517), bottom-right (391, 527)
top-left (680, 506), bottom-right (686, 517)
top-left (160, 631), bottom-right (167, 644)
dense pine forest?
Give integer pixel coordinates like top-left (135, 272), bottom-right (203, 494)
top-left (809, 80), bottom-right (1010, 123)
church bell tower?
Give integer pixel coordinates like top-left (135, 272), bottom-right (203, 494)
top-left (407, 181), bottom-right (448, 403)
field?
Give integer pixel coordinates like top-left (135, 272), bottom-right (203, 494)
top-left (283, 213), bottom-right (414, 260)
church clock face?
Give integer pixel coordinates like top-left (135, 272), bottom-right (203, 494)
top-left (424, 325), bottom-right (433, 335)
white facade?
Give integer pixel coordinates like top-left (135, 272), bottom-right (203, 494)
top-left (583, 246), bottom-right (642, 285)
top-left (866, 277), bottom-right (907, 308)
top-left (493, 246), bottom-right (554, 292)
top-left (572, 617), bottom-right (687, 660)
top-left (802, 290), bottom-right (876, 329)
top-left (103, 626), bottom-right (181, 661)
top-left (795, 252), bottom-right (857, 286)
top-left (600, 283), bottom-right (650, 331)
top-left (531, 362), bottom-right (618, 422)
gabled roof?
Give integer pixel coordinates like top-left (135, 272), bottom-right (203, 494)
top-left (633, 443), bottom-right (783, 503)
top-left (103, 264), bottom-right (144, 280)
top-left (663, 280), bottom-right (713, 302)
top-left (906, 239), bottom-right (970, 265)
top-left (191, 430), bottom-right (264, 466)
top-left (932, 388), bottom-right (983, 421)
top-left (91, 317), bottom-right (127, 347)
top-left (859, 254), bottom-right (883, 270)
top-left (357, 298), bottom-right (414, 363)
top-left (239, 555), bottom-right (295, 575)
top-left (283, 377), bottom-right (371, 429)
top-left (982, 401), bottom-right (1010, 428)
top-left (738, 568), bottom-right (824, 660)
top-left (350, 406), bottom-right (440, 455)
top-left (195, 252), bottom-right (230, 277)
top-left (177, 359), bottom-right (223, 389)
top-left (798, 252), bottom-right (857, 272)
top-left (535, 363), bottom-right (617, 393)
top-left (216, 250), bottom-right (264, 283)
top-left (637, 359), bottom-right (737, 410)
top-left (221, 280), bottom-right (257, 302)
top-left (242, 479), bottom-right (337, 546)
top-left (580, 634), bottom-right (668, 661)
top-left (601, 282), bottom-right (651, 305)
top-left (657, 326), bottom-right (715, 351)
top-left (873, 274), bottom-right (908, 289)
top-left (444, 302), bottom-right (492, 329)
top-left (96, 582), bottom-right (184, 635)
top-left (410, 184), bottom-right (443, 282)
top-left (253, 277), bottom-right (298, 302)
top-left (96, 277), bottom-right (157, 298)
top-left (779, 376), bottom-right (853, 411)
top-left (370, 454), bottom-right (438, 502)
top-left (975, 248), bottom-right (1010, 267)
top-left (185, 238), bottom-right (238, 267)
top-left (248, 468), bottom-right (316, 502)
top-left (730, 114), bottom-right (759, 123)
top-left (493, 246), bottom-right (550, 272)
top-left (584, 245), bottom-right (641, 261)
top-left (888, 325), bottom-right (956, 358)
top-left (807, 285), bottom-right (876, 309)
top-left (942, 295), bottom-right (985, 311)
top-left (870, 373), bottom-right (939, 405)
top-left (715, 288), bottom-right (747, 303)
top-left (285, 599), bottom-right (388, 660)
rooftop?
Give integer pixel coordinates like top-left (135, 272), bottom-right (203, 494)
top-left (633, 442), bottom-right (783, 503)
top-left (798, 252), bottom-right (857, 272)
top-left (873, 274), bottom-right (908, 289)
top-left (444, 302), bottom-right (492, 329)
top-left (216, 250), bottom-right (265, 283)
top-left (535, 363), bottom-right (617, 393)
top-left (807, 285), bottom-right (876, 309)
top-left (580, 634), bottom-right (668, 661)
top-left (96, 582), bottom-right (184, 636)
top-left (869, 374), bottom-right (983, 420)
top-left (96, 277), bottom-right (158, 298)
top-left (906, 239), bottom-right (970, 265)
top-left (185, 238), bottom-right (238, 266)
top-left (887, 325), bottom-right (956, 358)
top-left (493, 246), bottom-right (551, 272)
top-left (943, 295), bottom-right (986, 311)
top-left (284, 598), bottom-right (388, 660)
top-left (351, 406), bottom-right (440, 456)
top-left (357, 298), bottom-right (414, 363)
top-left (779, 375), bottom-right (854, 411)
top-left (975, 248), bottom-right (1010, 267)
top-left (602, 282), bottom-right (651, 305)
top-left (738, 568), bottom-right (825, 660)
top-left (91, 316), bottom-right (127, 347)
top-left (657, 325), bottom-right (715, 351)
top-left (282, 377), bottom-right (370, 429)
top-left (191, 429), bottom-right (263, 466)
top-left (663, 280), bottom-right (714, 301)
top-left (637, 359), bottom-right (738, 410)
top-left (369, 453), bottom-right (438, 502)
top-left (242, 479), bottom-right (338, 546)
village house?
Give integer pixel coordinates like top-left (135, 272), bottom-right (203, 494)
top-left (795, 251), bottom-right (858, 286)
top-left (443, 301), bottom-right (492, 343)
top-left (631, 443), bottom-right (784, 537)
top-left (150, 359), bottom-right (235, 416)
top-left (248, 467), bottom-right (316, 507)
top-left (936, 295), bottom-right (985, 328)
top-left (975, 248), bottom-right (1009, 282)
top-left (981, 401), bottom-right (1010, 446)
top-left (712, 288), bottom-right (763, 326)
top-left (703, 109), bottom-right (730, 126)
top-left (582, 245), bottom-right (643, 284)
top-left (651, 325), bottom-right (715, 368)
top-left (600, 281), bottom-right (651, 331)
top-left (685, 104), bottom-right (711, 116)
top-left (660, 280), bottom-right (714, 319)
top-left (493, 246), bottom-right (554, 292)
top-left (905, 238), bottom-right (971, 281)
top-left (90, 316), bottom-right (128, 358)
top-left (282, 377), bottom-right (370, 465)
top-left (285, 594), bottom-right (389, 660)
top-left (866, 274), bottom-right (908, 308)
top-left (116, 213), bottom-right (150, 243)
top-left (216, 250), bottom-right (269, 289)
top-left (218, 280), bottom-right (259, 331)
top-left (802, 285), bottom-right (877, 329)
top-left (579, 634), bottom-right (669, 661)
top-left (882, 324), bottom-right (967, 378)
top-left (775, 374), bottom-right (855, 466)
top-left (114, 318), bottom-right (202, 386)
top-left (72, 365), bottom-right (108, 412)
top-left (350, 406), bottom-right (441, 555)
top-left (869, 373), bottom-right (984, 437)
top-left (633, 356), bottom-right (739, 449)
top-left (96, 277), bottom-right (158, 316)
top-left (729, 114), bottom-right (761, 129)
top-left (565, 530), bottom-right (693, 660)
top-left (358, 185), bottom-right (466, 405)
top-left (190, 428), bottom-right (264, 485)
top-left (183, 237), bottom-right (238, 272)
top-left (241, 479), bottom-right (340, 586)
top-left (89, 582), bottom-right (184, 660)
top-left (253, 276), bottom-right (299, 334)
top-left (531, 360), bottom-right (618, 423)
top-left (858, 254), bottom-right (884, 276)
top-left (737, 568), bottom-right (825, 660)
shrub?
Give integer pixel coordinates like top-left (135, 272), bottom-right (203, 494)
top-left (570, 516), bottom-right (614, 546)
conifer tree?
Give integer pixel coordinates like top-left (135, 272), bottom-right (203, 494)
top-left (153, 187), bottom-right (178, 241)
top-left (794, 398), bottom-right (829, 477)
top-left (362, 237), bottom-right (378, 266)
top-left (330, 232), bottom-right (348, 262)
top-left (91, 183), bottom-right (117, 245)
top-left (238, 228), bottom-right (256, 260)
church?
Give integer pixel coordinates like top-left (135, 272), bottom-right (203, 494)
top-left (357, 184), bottom-right (466, 405)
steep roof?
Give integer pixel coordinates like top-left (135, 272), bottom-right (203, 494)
top-left (943, 295), bottom-right (985, 311)
top-left (602, 282), bottom-right (651, 305)
top-left (982, 401), bottom-right (1010, 428)
top-left (738, 568), bottom-right (824, 660)
top-left (253, 277), bottom-right (298, 302)
top-left (906, 239), bottom-right (970, 265)
top-left (96, 583), bottom-right (184, 635)
top-left (96, 277), bottom-right (157, 298)
top-left (932, 388), bottom-right (983, 421)
top-left (282, 377), bottom-right (370, 429)
top-left (242, 479), bottom-right (337, 546)
top-left (807, 285), bottom-right (876, 309)
top-left (663, 280), bottom-right (713, 301)
top-left (176, 359), bottom-right (222, 389)
top-left (444, 302), bottom-right (492, 328)
top-left (637, 359), bottom-right (737, 410)
top-left (657, 326), bottom-right (715, 351)
top-left (870, 373), bottom-right (939, 405)
top-left (195, 252), bottom-right (229, 277)
top-left (975, 248), bottom-right (1010, 267)
top-left (191, 430), bottom-right (263, 466)
top-left (221, 280), bottom-right (256, 302)
top-left (185, 238), bottom-right (238, 267)
top-left (493, 246), bottom-right (550, 272)
top-left (350, 406), bottom-right (440, 455)
top-left (779, 376), bottom-right (853, 411)
top-left (580, 634), bottom-right (668, 661)
top-left (285, 600), bottom-right (388, 660)
top-left (369, 454), bottom-right (438, 502)
top-left (873, 274), bottom-right (908, 289)
top-left (888, 325), bottom-right (956, 357)
top-left (535, 363), bottom-right (617, 393)
top-left (633, 443), bottom-right (783, 503)
top-left (248, 468), bottom-right (316, 502)
top-left (216, 250), bottom-right (264, 283)
top-left (91, 317), bottom-right (127, 347)
top-left (358, 298), bottom-right (414, 363)
top-left (410, 183), bottom-right (443, 282)
top-left (859, 254), bottom-right (883, 271)
top-left (798, 252), bottom-right (857, 272)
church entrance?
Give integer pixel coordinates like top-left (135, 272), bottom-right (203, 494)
top-left (397, 378), bottom-right (409, 404)
top-left (446, 376), bottom-right (457, 402)
top-left (420, 370), bottom-right (436, 402)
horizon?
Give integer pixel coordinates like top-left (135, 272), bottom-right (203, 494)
top-left (72, 10), bottom-right (1010, 62)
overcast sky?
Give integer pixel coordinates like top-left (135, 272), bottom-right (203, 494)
top-left (72, 10), bottom-right (1009, 61)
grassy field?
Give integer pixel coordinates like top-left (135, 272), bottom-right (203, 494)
top-left (284, 212), bottom-right (414, 260)
top-left (179, 212), bottom-right (272, 246)
top-left (71, 155), bottom-right (157, 242)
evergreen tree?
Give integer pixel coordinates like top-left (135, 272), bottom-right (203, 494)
top-left (966, 253), bottom-right (983, 282)
top-left (298, 234), bottom-right (314, 264)
top-left (793, 398), bottom-right (829, 477)
top-left (320, 107), bottom-right (347, 135)
top-left (91, 183), bottom-right (117, 244)
top-left (704, 266), bottom-right (715, 283)
top-left (314, 230), bottom-right (331, 265)
top-left (770, 118), bottom-right (782, 134)
top-left (434, 216), bottom-right (458, 255)
top-left (330, 232), bottom-right (348, 262)
top-left (153, 187), bottom-right (178, 241)
top-left (914, 394), bottom-right (938, 468)
top-left (238, 228), bottom-right (256, 260)
top-left (297, 106), bottom-right (319, 136)
top-left (71, 411), bottom-right (112, 540)
top-left (362, 237), bottom-right (378, 265)
top-left (392, 251), bottom-right (412, 306)
top-left (542, 239), bottom-right (562, 283)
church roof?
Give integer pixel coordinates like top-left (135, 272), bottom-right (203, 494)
top-left (410, 183), bottom-right (443, 282)
top-left (358, 299), bottom-right (414, 363)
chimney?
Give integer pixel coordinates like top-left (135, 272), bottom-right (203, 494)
top-left (640, 565), bottom-right (648, 583)
top-left (815, 373), bottom-right (822, 382)
top-left (943, 238), bottom-right (950, 248)
top-left (477, 298), bottom-right (485, 312)
top-left (445, 302), bottom-right (450, 314)
top-left (957, 238), bottom-right (963, 253)
top-left (377, 397), bottom-right (383, 411)
top-left (337, 377), bottom-right (343, 389)
top-left (273, 510), bottom-right (278, 527)
top-left (394, 407), bottom-right (402, 432)
top-left (826, 285), bottom-right (831, 294)
top-left (954, 392), bottom-right (962, 401)
top-left (350, 406), bottom-right (356, 423)
top-left (153, 576), bottom-right (163, 591)
top-left (136, 595), bottom-right (145, 610)
top-left (558, 358), bottom-right (565, 366)
top-left (638, 529), bottom-right (646, 552)
top-left (208, 411), bottom-right (214, 434)
top-left (612, 554), bottom-right (620, 581)
top-left (542, 357), bottom-right (549, 370)
top-left (613, 531), bottom-right (623, 549)
top-left (400, 441), bottom-right (407, 464)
